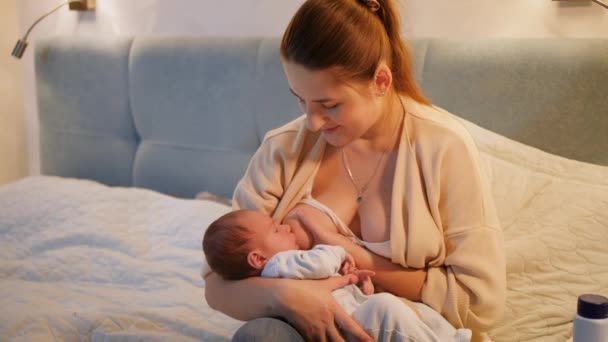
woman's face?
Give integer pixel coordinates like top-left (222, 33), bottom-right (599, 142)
top-left (282, 61), bottom-right (381, 147)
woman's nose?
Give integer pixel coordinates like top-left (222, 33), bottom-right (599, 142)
top-left (305, 109), bottom-right (326, 132)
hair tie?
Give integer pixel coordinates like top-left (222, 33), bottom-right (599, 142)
top-left (361, 0), bottom-right (381, 13)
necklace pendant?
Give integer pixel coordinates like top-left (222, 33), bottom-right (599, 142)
top-left (357, 195), bottom-right (363, 204)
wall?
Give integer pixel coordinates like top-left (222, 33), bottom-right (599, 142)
top-left (0, 0), bottom-right (27, 185)
top-left (14, 0), bottom-right (608, 176)
top-left (404, 1), bottom-right (608, 38)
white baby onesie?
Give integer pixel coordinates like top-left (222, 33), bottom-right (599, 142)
top-left (261, 244), bottom-right (368, 314)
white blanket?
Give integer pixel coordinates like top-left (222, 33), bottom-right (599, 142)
top-left (0, 176), bottom-right (243, 341)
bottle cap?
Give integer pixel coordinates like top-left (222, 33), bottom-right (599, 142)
top-left (577, 294), bottom-right (608, 319)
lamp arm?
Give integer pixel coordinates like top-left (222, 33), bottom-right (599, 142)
top-left (22, 1), bottom-right (75, 41)
top-left (12, 1), bottom-right (82, 58)
top-left (592, 0), bottom-right (608, 9)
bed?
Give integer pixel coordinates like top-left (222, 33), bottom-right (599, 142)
top-left (0, 37), bottom-right (607, 341)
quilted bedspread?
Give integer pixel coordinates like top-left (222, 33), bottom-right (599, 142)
top-left (0, 177), bottom-right (243, 341)
top-left (458, 118), bottom-right (608, 341)
top-left (0, 117), bottom-right (606, 341)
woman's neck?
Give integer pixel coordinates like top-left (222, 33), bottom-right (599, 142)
top-left (353, 92), bottom-right (404, 154)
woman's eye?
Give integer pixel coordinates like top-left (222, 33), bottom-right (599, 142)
top-left (323, 104), bottom-right (339, 110)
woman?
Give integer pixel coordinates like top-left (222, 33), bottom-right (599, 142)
top-left (204, 0), bottom-right (506, 341)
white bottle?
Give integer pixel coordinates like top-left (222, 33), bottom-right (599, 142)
top-left (572, 294), bottom-right (608, 342)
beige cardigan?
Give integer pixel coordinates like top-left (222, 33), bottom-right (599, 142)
top-left (233, 97), bottom-right (506, 334)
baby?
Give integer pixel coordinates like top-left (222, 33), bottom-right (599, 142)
top-left (202, 208), bottom-right (471, 342)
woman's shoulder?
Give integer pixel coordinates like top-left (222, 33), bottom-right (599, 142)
top-left (263, 115), bottom-right (308, 141)
top-left (255, 115), bottom-right (322, 162)
top-left (402, 97), bottom-right (478, 153)
top-left (403, 96), bottom-right (473, 142)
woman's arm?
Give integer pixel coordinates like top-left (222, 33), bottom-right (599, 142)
top-left (295, 213), bottom-right (427, 301)
top-left (204, 272), bottom-right (275, 320)
top-left (204, 271), bottom-right (373, 342)
top-left (414, 128), bottom-right (506, 331)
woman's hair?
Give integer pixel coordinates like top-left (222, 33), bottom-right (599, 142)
top-left (202, 210), bottom-right (259, 280)
top-left (280, 0), bottom-right (429, 105)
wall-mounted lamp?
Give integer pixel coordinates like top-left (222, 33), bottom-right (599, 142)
top-left (11, 0), bottom-right (96, 59)
top-left (553, 0), bottom-right (608, 9)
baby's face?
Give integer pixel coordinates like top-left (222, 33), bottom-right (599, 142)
top-left (239, 210), bottom-right (300, 258)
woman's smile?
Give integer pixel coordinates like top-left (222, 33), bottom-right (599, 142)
top-left (322, 125), bottom-right (340, 134)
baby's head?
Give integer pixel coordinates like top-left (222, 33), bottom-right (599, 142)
top-left (203, 209), bottom-right (300, 280)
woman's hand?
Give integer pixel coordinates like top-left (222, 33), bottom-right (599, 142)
top-left (275, 275), bottom-right (373, 342)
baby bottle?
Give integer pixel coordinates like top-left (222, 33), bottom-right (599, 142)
top-left (572, 294), bottom-right (608, 342)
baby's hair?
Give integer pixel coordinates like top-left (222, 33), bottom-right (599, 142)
top-left (202, 210), bottom-right (260, 280)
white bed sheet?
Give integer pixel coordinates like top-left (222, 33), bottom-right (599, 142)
top-left (0, 176), bottom-right (242, 341)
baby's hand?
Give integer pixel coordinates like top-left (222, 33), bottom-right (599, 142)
top-left (354, 269), bottom-right (375, 295)
top-left (339, 253), bottom-right (356, 275)
top-left (339, 254), bottom-right (375, 295)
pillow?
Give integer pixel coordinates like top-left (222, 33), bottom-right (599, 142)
top-left (457, 117), bottom-right (608, 342)
top-left (196, 191), bottom-right (232, 206)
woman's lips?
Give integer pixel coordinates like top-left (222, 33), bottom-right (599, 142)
top-left (322, 126), bottom-right (339, 134)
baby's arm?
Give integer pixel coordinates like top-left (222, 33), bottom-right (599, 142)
top-left (261, 245), bottom-right (347, 280)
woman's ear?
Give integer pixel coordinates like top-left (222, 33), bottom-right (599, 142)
top-left (373, 63), bottom-right (393, 96)
top-left (247, 250), bottom-right (268, 270)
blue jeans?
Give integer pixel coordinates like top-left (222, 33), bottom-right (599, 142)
top-left (232, 318), bottom-right (304, 342)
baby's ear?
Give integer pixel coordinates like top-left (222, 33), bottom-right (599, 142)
top-left (247, 250), bottom-right (267, 270)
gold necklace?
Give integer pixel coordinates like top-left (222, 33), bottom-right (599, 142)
top-left (342, 145), bottom-right (387, 204)
top-left (341, 101), bottom-right (404, 204)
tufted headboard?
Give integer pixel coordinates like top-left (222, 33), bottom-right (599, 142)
top-left (35, 37), bottom-right (608, 198)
